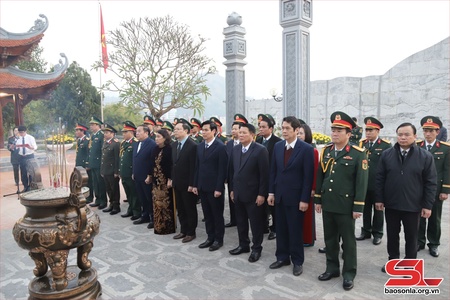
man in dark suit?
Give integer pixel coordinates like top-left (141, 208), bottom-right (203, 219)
top-left (101, 123), bottom-right (121, 215)
top-left (88, 116), bottom-right (107, 209)
top-left (256, 114), bottom-right (282, 240)
top-left (171, 118), bottom-right (198, 243)
top-left (228, 123), bottom-right (269, 263)
top-left (267, 116), bottom-right (315, 277)
top-left (133, 124), bottom-right (157, 228)
top-left (119, 121), bottom-right (140, 220)
top-left (193, 120), bottom-right (228, 251)
top-left (75, 123), bottom-right (93, 203)
top-left (417, 116), bottom-right (449, 257)
top-left (225, 113), bottom-right (249, 228)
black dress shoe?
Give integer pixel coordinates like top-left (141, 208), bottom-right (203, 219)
top-left (199, 240), bottom-right (214, 249)
top-left (110, 209), bottom-right (120, 215)
top-left (98, 204), bottom-right (107, 210)
top-left (268, 232), bottom-right (276, 240)
top-left (130, 215), bottom-right (140, 221)
top-left (209, 241), bottom-right (223, 251)
top-left (147, 222), bottom-right (154, 229)
top-left (248, 251), bottom-right (261, 263)
top-left (229, 246), bottom-right (250, 255)
top-left (133, 218), bottom-right (150, 225)
top-left (225, 222), bottom-right (236, 228)
top-left (269, 260), bottom-right (290, 269)
top-left (373, 237), bottom-right (382, 245)
top-left (318, 247), bottom-right (326, 253)
top-left (293, 264), bottom-right (303, 276)
top-left (103, 206), bottom-right (113, 213)
top-left (343, 279), bottom-right (354, 290)
top-left (121, 213), bottom-right (133, 218)
top-left (89, 203), bottom-right (100, 207)
top-left (429, 247), bottom-right (439, 257)
top-left (318, 272), bottom-right (340, 281)
top-left (417, 244), bottom-right (425, 252)
top-left (20, 187), bottom-right (30, 193)
top-left (355, 233), bottom-right (371, 241)
top-left (173, 233), bottom-right (186, 239)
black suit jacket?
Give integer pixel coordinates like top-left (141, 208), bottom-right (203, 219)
top-left (228, 142), bottom-right (269, 202)
top-left (172, 138), bottom-right (197, 190)
top-left (194, 138), bottom-right (228, 193)
top-left (133, 137), bottom-right (156, 181)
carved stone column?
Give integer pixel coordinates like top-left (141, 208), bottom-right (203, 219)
top-left (223, 12), bottom-right (247, 133)
top-left (279, 0), bottom-right (312, 122)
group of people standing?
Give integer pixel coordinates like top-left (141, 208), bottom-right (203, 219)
top-left (9, 109), bottom-right (447, 292)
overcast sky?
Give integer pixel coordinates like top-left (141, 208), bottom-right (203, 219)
top-left (1, 0), bottom-right (448, 100)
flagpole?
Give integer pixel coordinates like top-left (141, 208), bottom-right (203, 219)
top-left (99, 2), bottom-right (104, 122)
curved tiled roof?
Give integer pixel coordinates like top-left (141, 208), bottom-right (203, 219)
top-left (0, 53), bottom-right (68, 96)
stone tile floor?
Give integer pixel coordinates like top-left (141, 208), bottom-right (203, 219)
top-left (0, 150), bottom-right (448, 299)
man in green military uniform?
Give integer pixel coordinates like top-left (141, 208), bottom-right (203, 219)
top-left (417, 116), bottom-right (450, 257)
top-left (75, 123), bottom-right (93, 203)
top-left (101, 123), bottom-right (121, 215)
top-left (88, 116), bottom-right (107, 209)
top-left (143, 115), bottom-right (156, 140)
top-left (315, 111), bottom-right (368, 291)
top-left (210, 117), bottom-right (228, 144)
top-left (349, 117), bottom-right (363, 145)
top-left (190, 118), bottom-right (203, 143)
top-left (155, 118), bottom-right (164, 132)
top-left (119, 121), bottom-right (141, 220)
top-left (356, 117), bottom-right (391, 245)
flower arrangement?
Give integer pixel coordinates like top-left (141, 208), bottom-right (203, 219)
top-left (313, 132), bottom-right (331, 145)
top-left (45, 134), bottom-right (75, 145)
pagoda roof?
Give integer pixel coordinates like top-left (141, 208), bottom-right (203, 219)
top-left (0, 53), bottom-right (68, 96)
top-left (0, 14), bottom-right (48, 67)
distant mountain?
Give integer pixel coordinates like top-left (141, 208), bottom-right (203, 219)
top-left (102, 73), bottom-right (226, 120)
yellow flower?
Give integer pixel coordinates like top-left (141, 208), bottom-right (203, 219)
top-left (46, 134), bottom-right (75, 144)
top-left (313, 132), bottom-right (331, 145)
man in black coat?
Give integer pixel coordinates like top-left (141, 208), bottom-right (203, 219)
top-left (133, 124), bottom-right (157, 227)
top-left (228, 123), bottom-right (269, 263)
top-left (7, 127), bottom-right (20, 188)
top-left (376, 122), bottom-right (437, 272)
top-left (255, 114), bottom-right (282, 240)
top-left (225, 113), bottom-right (249, 228)
top-left (101, 123), bottom-right (121, 215)
top-left (171, 119), bottom-right (198, 243)
top-left (193, 120), bottom-right (228, 251)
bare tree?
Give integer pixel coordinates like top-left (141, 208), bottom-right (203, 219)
top-left (94, 15), bottom-right (215, 118)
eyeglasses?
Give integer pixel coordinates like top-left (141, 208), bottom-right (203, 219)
top-left (397, 133), bottom-right (413, 137)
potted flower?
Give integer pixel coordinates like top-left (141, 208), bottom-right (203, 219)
top-left (46, 134), bottom-right (75, 151)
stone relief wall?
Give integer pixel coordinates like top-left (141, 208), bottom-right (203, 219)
top-left (248, 37), bottom-right (449, 140)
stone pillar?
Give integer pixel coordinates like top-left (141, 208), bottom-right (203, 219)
top-left (279, 0), bottom-right (312, 122)
top-left (223, 12), bottom-right (247, 133)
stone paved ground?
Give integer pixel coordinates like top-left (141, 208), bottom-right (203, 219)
top-left (0, 149), bottom-right (448, 299)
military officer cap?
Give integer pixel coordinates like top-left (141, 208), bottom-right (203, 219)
top-left (364, 117), bottom-right (383, 130)
top-left (298, 119), bottom-right (306, 125)
top-left (143, 115), bottom-right (156, 126)
top-left (210, 117), bottom-right (222, 127)
top-left (258, 114), bottom-right (276, 126)
top-left (75, 123), bottom-right (88, 131)
top-left (122, 121), bottom-right (137, 132)
top-left (191, 118), bottom-right (202, 128)
top-left (89, 116), bottom-right (103, 125)
top-left (421, 116), bottom-right (442, 130)
top-left (103, 122), bottom-right (118, 133)
top-left (233, 113), bottom-right (248, 124)
top-left (330, 111), bottom-right (356, 130)
top-left (162, 121), bottom-right (174, 131)
top-left (156, 118), bottom-right (164, 126)
top-left (174, 118), bottom-right (193, 129)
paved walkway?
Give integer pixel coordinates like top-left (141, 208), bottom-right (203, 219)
top-left (0, 150), bottom-right (448, 299)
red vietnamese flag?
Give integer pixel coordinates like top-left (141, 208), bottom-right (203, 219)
top-left (100, 5), bottom-right (108, 73)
